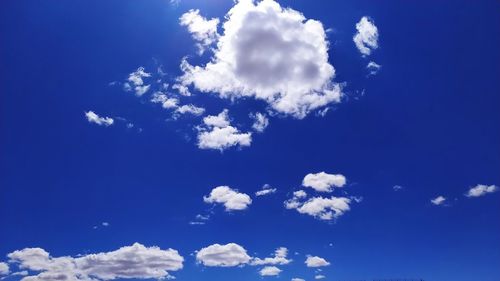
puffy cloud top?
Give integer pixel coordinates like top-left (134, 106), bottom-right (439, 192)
top-left (302, 172), bottom-right (346, 192)
top-left (305, 256), bottom-right (330, 267)
top-left (196, 243), bottom-right (251, 267)
top-left (178, 0), bottom-right (342, 118)
top-left (203, 186), bottom-right (252, 211)
top-left (259, 266), bottom-right (282, 276)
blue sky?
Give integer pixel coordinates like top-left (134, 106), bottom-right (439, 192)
top-left (1, 0), bottom-right (499, 281)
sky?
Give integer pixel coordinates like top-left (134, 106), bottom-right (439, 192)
top-left (0, 0), bottom-right (499, 281)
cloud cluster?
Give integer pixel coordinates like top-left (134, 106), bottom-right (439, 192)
top-left (196, 243), bottom-right (251, 267)
top-left (85, 111), bottom-right (114, 126)
top-left (6, 243), bottom-right (183, 281)
top-left (177, 0), bottom-right (342, 119)
top-left (203, 186), bottom-right (252, 211)
top-left (151, 92), bottom-right (205, 118)
top-left (353, 16), bottom-right (379, 56)
top-left (197, 110), bottom-right (252, 150)
top-left (124, 67), bottom-right (152, 96)
top-left (195, 244), bottom-right (292, 276)
top-left (251, 247), bottom-right (291, 266)
top-left (180, 9), bottom-right (219, 55)
top-left (286, 172), bottom-right (355, 220)
top-left (465, 184), bottom-right (498, 198)
top-left (305, 256), bottom-right (330, 267)
top-left (259, 266), bottom-right (281, 276)
top-left (302, 172), bottom-right (346, 192)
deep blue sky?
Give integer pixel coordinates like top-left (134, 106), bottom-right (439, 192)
top-left (1, 0), bottom-right (499, 281)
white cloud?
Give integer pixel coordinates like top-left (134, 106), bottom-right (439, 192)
top-left (292, 278), bottom-right (305, 281)
top-left (290, 196), bottom-right (352, 220)
top-left (204, 186), bottom-right (252, 211)
top-left (250, 112), bottom-right (269, 133)
top-left (134, 85), bottom-right (151, 96)
top-left (172, 83), bottom-right (191, 96)
top-left (85, 111), bottom-right (114, 126)
top-left (353, 16), bottom-right (379, 56)
top-left (203, 109), bottom-right (231, 128)
top-left (431, 196), bottom-right (446, 206)
top-left (465, 184), bottom-right (498, 198)
top-left (284, 190), bottom-right (307, 209)
top-left (259, 266), bottom-right (282, 276)
top-left (180, 9), bottom-right (219, 55)
top-left (393, 185), bottom-right (403, 191)
top-left (126, 67), bottom-right (152, 96)
top-left (302, 172), bottom-right (346, 192)
top-left (315, 274), bottom-right (326, 279)
top-left (255, 184), bottom-right (277, 197)
top-left (0, 262), bottom-right (9, 275)
top-left (251, 247), bottom-right (291, 266)
top-left (366, 61), bottom-right (381, 76)
top-left (7, 243), bottom-right (184, 281)
top-left (197, 110), bottom-right (252, 150)
top-left (305, 256), bottom-right (330, 268)
top-left (178, 0), bottom-right (342, 119)
top-left (196, 243), bottom-right (251, 267)
top-left (174, 104), bottom-right (205, 116)
top-left (151, 92), bottom-right (205, 117)
top-left (151, 92), bottom-right (179, 109)
top-left (11, 271), bottom-right (28, 277)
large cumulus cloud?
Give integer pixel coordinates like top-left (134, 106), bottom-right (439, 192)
top-left (178, 0), bottom-right (342, 119)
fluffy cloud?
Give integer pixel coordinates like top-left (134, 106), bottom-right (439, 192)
top-left (0, 262), bottom-right (9, 275)
top-left (7, 243), bottom-right (184, 281)
top-left (366, 61), bottom-right (381, 76)
top-left (180, 9), bottom-right (219, 55)
top-left (353, 16), bottom-right (379, 56)
top-left (203, 186), bottom-right (252, 211)
top-left (259, 266), bottom-right (281, 276)
top-left (255, 184), bottom-right (277, 197)
top-left (465, 184), bottom-right (498, 198)
top-left (125, 67), bottom-right (152, 96)
top-left (178, 0), bottom-right (342, 118)
top-left (85, 111), bottom-right (114, 126)
top-left (251, 247), bottom-right (291, 266)
top-left (250, 112), bottom-right (269, 133)
top-left (302, 172), bottom-right (346, 192)
top-left (431, 196), bottom-right (446, 205)
top-left (305, 256), bottom-right (330, 268)
top-left (288, 196), bottom-right (352, 220)
top-left (197, 110), bottom-right (252, 150)
top-left (196, 243), bottom-right (251, 267)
